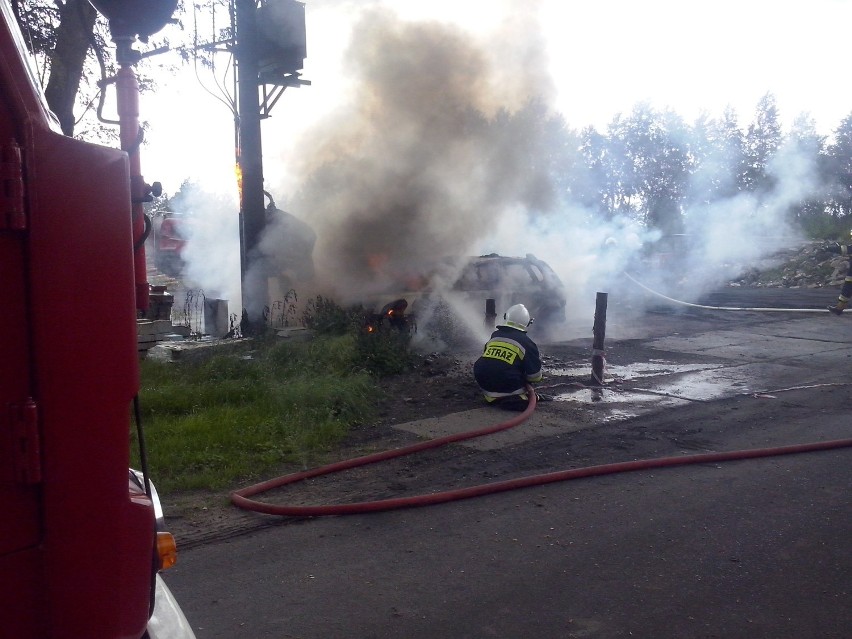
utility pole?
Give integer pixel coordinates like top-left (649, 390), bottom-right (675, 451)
top-left (233, 0), bottom-right (308, 331)
top-left (234, 0), bottom-right (267, 327)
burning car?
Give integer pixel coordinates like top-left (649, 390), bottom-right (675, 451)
top-left (365, 253), bottom-right (567, 342)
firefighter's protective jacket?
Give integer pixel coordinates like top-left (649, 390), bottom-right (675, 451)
top-left (473, 325), bottom-right (543, 400)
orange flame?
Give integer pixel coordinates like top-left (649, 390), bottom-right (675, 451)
top-left (234, 162), bottom-right (243, 202)
top-left (367, 253), bottom-right (389, 273)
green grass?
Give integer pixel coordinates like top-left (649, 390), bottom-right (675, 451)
top-left (134, 335), bottom-right (383, 493)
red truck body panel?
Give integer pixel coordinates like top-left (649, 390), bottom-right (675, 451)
top-left (0, 4), bottom-right (156, 637)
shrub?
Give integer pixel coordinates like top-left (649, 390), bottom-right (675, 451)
top-left (355, 326), bottom-right (416, 377)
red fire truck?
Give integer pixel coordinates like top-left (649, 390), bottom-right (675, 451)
top-left (0, 1), bottom-right (195, 637)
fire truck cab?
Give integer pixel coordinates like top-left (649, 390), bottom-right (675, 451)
top-left (0, 1), bottom-right (194, 637)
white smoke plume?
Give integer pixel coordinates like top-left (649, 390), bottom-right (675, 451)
top-left (174, 1), bottom-right (822, 340)
top-left (175, 186), bottom-right (241, 304)
top-left (678, 138), bottom-right (814, 297)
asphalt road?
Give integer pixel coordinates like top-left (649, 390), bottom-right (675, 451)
top-left (163, 288), bottom-right (851, 639)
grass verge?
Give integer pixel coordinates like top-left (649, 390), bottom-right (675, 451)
top-left (134, 334), bottom-right (389, 494)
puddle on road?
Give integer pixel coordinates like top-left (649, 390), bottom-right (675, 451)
top-left (548, 361), bottom-right (749, 422)
top-left (549, 360), bottom-right (715, 381)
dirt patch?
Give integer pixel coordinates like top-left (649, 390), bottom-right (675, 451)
top-left (729, 240), bottom-right (849, 288)
top-left (372, 351), bottom-right (482, 423)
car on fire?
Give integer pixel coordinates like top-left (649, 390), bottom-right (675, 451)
top-left (367, 253), bottom-right (567, 341)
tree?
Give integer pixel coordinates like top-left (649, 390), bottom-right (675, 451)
top-left (44, 0), bottom-right (99, 136)
top-left (717, 107), bottom-right (749, 195)
top-left (585, 115), bottom-right (638, 220)
top-left (823, 113), bottom-right (852, 219)
top-left (11, 0), bottom-right (183, 137)
top-left (687, 107), bottom-right (747, 208)
top-left (527, 109), bottom-right (586, 217)
top-left (743, 92), bottom-right (782, 193)
top-left (620, 104), bottom-right (691, 233)
top-left (13, 0), bottom-right (105, 135)
top-left (783, 113), bottom-right (828, 220)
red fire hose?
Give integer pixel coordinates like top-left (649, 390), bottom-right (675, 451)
top-left (231, 387), bottom-right (852, 517)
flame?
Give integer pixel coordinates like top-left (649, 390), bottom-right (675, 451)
top-left (403, 274), bottom-right (429, 291)
top-left (234, 162), bottom-right (243, 202)
top-left (367, 253), bottom-right (389, 273)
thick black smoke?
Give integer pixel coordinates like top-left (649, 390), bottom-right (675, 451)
top-left (285, 6), bottom-right (557, 301)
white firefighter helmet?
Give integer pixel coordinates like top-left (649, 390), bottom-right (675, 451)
top-left (501, 304), bottom-right (533, 330)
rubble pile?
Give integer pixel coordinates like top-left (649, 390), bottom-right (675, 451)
top-left (729, 242), bottom-right (849, 289)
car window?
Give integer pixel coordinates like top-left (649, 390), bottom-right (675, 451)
top-left (526, 264), bottom-right (545, 283)
top-left (454, 265), bottom-right (480, 289)
top-left (476, 263), bottom-right (501, 287)
top-left (449, 257), bottom-right (561, 292)
top-left (501, 263), bottom-right (541, 287)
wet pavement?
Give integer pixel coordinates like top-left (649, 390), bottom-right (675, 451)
top-left (392, 306), bottom-right (852, 448)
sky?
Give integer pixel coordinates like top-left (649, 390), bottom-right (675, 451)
top-left (140, 0), bottom-right (852, 196)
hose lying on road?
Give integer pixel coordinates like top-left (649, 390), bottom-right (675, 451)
top-left (231, 387), bottom-right (852, 517)
top-left (624, 271), bottom-right (832, 312)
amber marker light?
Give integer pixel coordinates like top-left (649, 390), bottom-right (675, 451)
top-left (157, 531), bottom-right (178, 570)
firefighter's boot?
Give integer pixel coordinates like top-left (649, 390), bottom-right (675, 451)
top-left (828, 299), bottom-right (848, 315)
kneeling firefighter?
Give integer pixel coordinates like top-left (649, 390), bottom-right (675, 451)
top-left (473, 304), bottom-right (549, 406)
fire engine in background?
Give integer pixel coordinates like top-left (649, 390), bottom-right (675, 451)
top-left (0, 0), bottom-right (195, 637)
top-left (151, 190), bottom-right (316, 280)
top-left (153, 212), bottom-right (189, 276)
